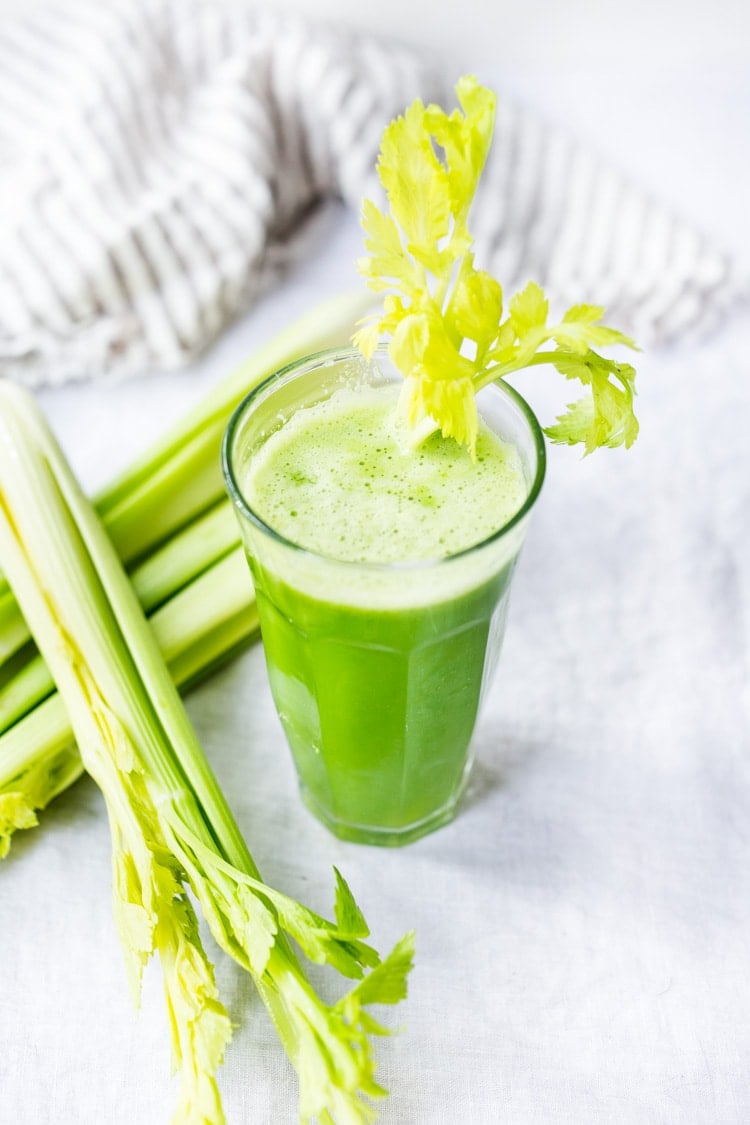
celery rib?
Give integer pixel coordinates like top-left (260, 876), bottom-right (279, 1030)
top-left (0, 376), bottom-right (411, 1124)
top-left (0, 587), bottom-right (30, 665)
top-left (97, 290), bottom-right (374, 564)
top-left (0, 291), bottom-right (371, 847)
top-left (0, 290), bottom-right (373, 671)
top-left (131, 501), bottom-right (240, 614)
top-left (0, 500), bottom-right (246, 739)
top-left (0, 547), bottom-right (258, 847)
top-left (0, 651), bottom-right (53, 736)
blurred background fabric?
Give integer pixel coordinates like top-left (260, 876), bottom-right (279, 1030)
top-left (0, 0), bottom-right (745, 388)
top-left (0, 0), bottom-right (435, 385)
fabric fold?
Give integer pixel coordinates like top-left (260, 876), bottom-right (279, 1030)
top-left (0, 0), bottom-right (745, 387)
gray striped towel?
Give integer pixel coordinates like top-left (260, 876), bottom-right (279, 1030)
top-left (0, 0), bottom-right (745, 388)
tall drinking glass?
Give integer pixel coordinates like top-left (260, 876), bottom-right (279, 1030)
top-left (222, 347), bottom-right (545, 846)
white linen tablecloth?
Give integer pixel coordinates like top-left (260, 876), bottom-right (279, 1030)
top-left (1, 50), bottom-right (749, 1125)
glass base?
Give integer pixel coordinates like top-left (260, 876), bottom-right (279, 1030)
top-left (299, 785), bottom-right (465, 847)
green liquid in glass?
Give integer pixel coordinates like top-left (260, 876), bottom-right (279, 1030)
top-left (241, 383), bottom-right (528, 845)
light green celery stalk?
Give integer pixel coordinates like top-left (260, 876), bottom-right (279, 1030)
top-left (130, 500), bottom-right (240, 614)
top-left (0, 292), bottom-right (370, 823)
top-left (0, 586), bottom-right (31, 664)
top-left (149, 549), bottom-right (257, 689)
top-left (0, 715), bottom-right (82, 856)
top-left (0, 653), bottom-right (55, 739)
top-left (0, 290), bottom-right (373, 670)
top-left (0, 548), bottom-right (258, 858)
top-left (0, 502), bottom-right (244, 737)
top-left (97, 289), bottom-right (374, 563)
top-left (0, 380), bottom-right (413, 1124)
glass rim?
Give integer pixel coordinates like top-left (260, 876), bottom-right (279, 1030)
top-left (221, 344), bottom-right (547, 573)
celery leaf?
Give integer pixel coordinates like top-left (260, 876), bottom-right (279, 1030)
top-left (356, 76), bottom-right (640, 454)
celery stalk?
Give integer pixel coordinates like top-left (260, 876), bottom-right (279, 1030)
top-left (0, 587), bottom-right (28, 665)
top-left (0, 290), bottom-right (372, 669)
top-left (0, 502), bottom-right (246, 737)
top-left (0, 652), bottom-right (52, 735)
top-left (150, 550), bottom-right (257, 688)
top-left (131, 501), bottom-right (240, 613)
top-left (0, 548), bottom-right (258, 848)
top-left (0, 381), bottom-right (412, 1123)
top-left (0, 700), bottom-right (83, 857)
top-left (97, 289), bottom-right (373, 562)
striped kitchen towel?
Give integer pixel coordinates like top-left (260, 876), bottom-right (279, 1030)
top-left (0, 0), bottom-right (744, 388)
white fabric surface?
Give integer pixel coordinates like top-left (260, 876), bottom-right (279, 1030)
top-left (0, 0), bottom-right (437, 385)
top-left (1, 32), bottom-right (750, 1125)
top-left (0, 0), bottom-right (745, 389)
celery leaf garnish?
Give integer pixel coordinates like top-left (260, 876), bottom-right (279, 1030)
top-left (356, 76), bottom-right (639, 454)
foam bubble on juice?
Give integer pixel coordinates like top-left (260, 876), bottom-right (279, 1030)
top-left (242, 383), bottom-right (527, 564)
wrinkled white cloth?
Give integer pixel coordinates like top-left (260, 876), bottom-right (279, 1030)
top-left (0, 0), bottom-right (745, 388)
top-left (0, 34), bottom-right (749, 1124)
top-left (0, 0), bottom-right (436, 385)
top-left (1, 221), bottom-right (749, 1124)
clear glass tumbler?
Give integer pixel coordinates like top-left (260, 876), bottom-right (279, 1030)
top-left (222, 347), bottom-right (545, 846)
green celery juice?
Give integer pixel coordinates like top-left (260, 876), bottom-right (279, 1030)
top-left (238, 379), bottom-right (530, 845)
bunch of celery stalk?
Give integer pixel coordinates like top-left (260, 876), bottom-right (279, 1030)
top-left (0, 292), bottom-right (368, 853)
top-left (0, 291), bottom-right (414, 1125)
